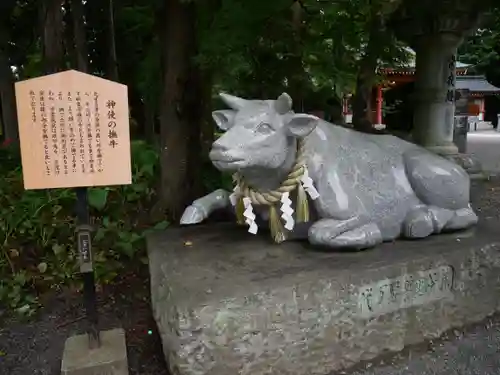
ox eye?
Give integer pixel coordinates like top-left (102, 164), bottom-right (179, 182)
top-left (256, 122), bottom-right (273, 134)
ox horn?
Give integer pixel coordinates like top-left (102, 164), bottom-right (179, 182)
top-left (274, 92), bottom-right (293, 114)
top-left (219, 92), bottom-right (249, 110)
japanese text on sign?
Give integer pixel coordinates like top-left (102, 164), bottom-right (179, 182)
top-left (30, 90), bottom-right (112, 176)
top-left (15, 70), bottom-right (131, 190)
top-left (107, 100), bottom-right (119, 148)
top-left (95, 93), bottom-right (103, 172)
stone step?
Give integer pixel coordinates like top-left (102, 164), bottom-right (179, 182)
top-left (147, 218), bottom-right (500, 375)
top-left (468, 121), bottom-right (494, 132)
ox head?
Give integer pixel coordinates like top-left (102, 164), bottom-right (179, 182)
top-left (209, 92), bottom-right (319, 172)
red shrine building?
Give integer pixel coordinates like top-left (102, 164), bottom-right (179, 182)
top-left (342, 52), bottom-right (500, 128)
top-left (455, 75), bottom-right (500, 122)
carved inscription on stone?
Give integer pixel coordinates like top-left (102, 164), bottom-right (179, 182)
top-left (446, 54), bottom-right (456, 103)
top-left (357, 265), bottom-right (454, 319)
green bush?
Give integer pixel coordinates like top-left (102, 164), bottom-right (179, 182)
top-left (0, 140), bottom-right (167, 316)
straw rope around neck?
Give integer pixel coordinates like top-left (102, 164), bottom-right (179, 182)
top-left (232, 138), bottom-right (319, 243)
top-left (235, 139), bottom-right (306, 205)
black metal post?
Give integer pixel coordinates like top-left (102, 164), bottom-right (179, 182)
top-left (75, 187), bottom-right (100, 349)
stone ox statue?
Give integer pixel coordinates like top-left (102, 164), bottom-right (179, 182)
top-left (180, 92), bottom-right (478, 250)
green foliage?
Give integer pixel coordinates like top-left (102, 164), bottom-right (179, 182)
top-left (0, 140), bottom-right (166, 316)
top-left (197, 0), bottom-right (411, 107)
top-left (459, 8), bottom-right (500, 86)
top-left (201, 163), bottom-right (233, 193)
top-left (2, 0), bottom-right (40, 78)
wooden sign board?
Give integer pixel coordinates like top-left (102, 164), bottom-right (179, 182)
top-left (15, 70), bottom-right (132, 190)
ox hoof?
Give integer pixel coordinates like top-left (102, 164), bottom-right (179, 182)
top-left (308, 221), bottom-right (382, 251)
top-left (403, 207), bottom-right (434, 238)
top-left (444, 206), bottom-right (478, 231)
top-left (180, 205), bottom-right (207, 225)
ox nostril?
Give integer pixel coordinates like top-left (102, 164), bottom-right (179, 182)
top-left (212, 141), bottom-right (228, 152)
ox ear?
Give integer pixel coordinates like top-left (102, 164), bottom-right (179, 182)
top-left (212, 109), bottom-right (236, 131)
top-left (285, 114), bottom-right (319, 138)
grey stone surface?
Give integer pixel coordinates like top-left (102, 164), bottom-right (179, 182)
top-left (148, 216), bottom-right (500, 375)
top-left (61, 328), bottom-right (129, 375)
top-left (180, 92), bottom-right (477, 250)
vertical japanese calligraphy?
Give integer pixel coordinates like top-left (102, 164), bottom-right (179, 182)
top-left (58, 91), bottom-right (69, 175)
top-left (446, 54), bottom-right (456, 103)
top-left (30, 90), bottom-right (36, 122)
top-left (49, 90), bottom-right (60, 175)
top-left (94, 92), bottom-right (103, 172)
top-left (76, 91), bottom-right (86, 174)
top-left (15, 70), bottom-right (131, 189)
top-left (85, 93), bottom-right (95, 173)
top-left (40, 90), bottom-right (51, 176)
top-left (29, 91), bottom-right (37, 142)
top-left (68, 91), bottom-right (77, 173)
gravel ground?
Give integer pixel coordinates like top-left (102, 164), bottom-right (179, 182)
top-left (346, 318), bottom-right (500, 375)
top-left (1, 176), bottom-right (500, 375)
top-left (0, 267), bottom-right (168, 375)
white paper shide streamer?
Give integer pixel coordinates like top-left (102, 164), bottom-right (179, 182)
top-left (280, 192), bottom-right (295, 230)
top-left (242, 197), bottom-right (258, 234)
top-left (300, 166), bottom-right (320, 200)
top-left (229, 185), bottom-right (241, 206)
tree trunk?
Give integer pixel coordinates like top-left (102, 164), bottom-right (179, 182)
top-left (351, 64), bottom-right (376, 132)
top-left (144, 102), bottom-right (156, 144)
top-left (199, 70), bottom-right (214, 156)
top-left (41, 0), bottom-right (65, 74)
top-left (0, 52), bottom-right (18, 142)
top-left (186, 66), bottom-right (205, 200)
top-left (287, 0), bottom-right (306, 111)
top-left (106, 0), bottom-right (119, 81)
top-left (159, 0), bottom-right (203, 221)
top-left (197, 0), bottom-right (221, 158)
top-left (71, 0), bottom-right (89, 72)
top-left (352, 12), bottom-right (384, 133)
top-left (63, 0), bottom-right (76, 69)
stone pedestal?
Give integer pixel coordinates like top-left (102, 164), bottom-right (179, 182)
top-left (61, 328), bottom-right (129, 375)
top-left (148, 218), bottom-right (500, 375)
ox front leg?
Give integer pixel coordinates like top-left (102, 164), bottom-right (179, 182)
top-left (308, 218), bottom-right (383, 251)
top-left (180, 189), bottom-right (231, 225)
